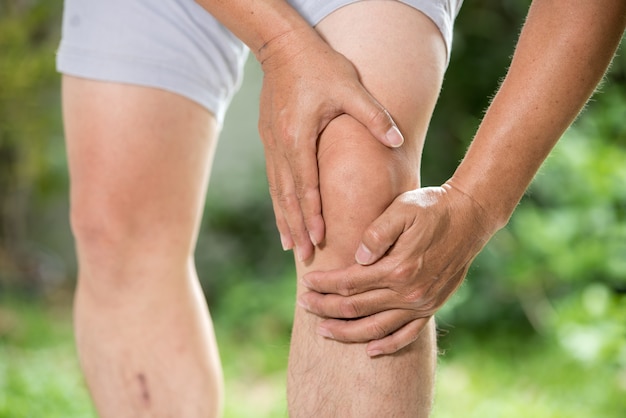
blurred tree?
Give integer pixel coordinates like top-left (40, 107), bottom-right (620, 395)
top-left (423, 0), bottom-right (533, 186)
top-left (0, 0), bottom-right (65, 291)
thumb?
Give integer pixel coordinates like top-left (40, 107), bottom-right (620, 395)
top-left (355, 199), bottom-right (409, 265)
top-left (345, 87), bottom-right (404, 148)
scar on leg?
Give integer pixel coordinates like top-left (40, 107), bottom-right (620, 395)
top-left (137, 373), bottom-right (151, 405)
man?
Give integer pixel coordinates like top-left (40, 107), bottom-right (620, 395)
top-left (57, 0), bottom-right (625, 416)
top-left (59, 0), bottom-right (459, 415)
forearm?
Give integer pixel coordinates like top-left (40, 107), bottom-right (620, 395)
top-left (449, 0), bottom-right (626, 230)
top-left (194, 0), bottom-right (320, 63)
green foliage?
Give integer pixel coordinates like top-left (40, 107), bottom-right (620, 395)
top-left (197, 199), bottom-right (294, 307)
top-left (0, 0), bottom-right (66, 290)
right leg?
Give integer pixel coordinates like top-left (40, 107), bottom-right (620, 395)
top-left (63, 76), bottom-right (222, 417)
top-left (287, 2), bottom-right (448, 416)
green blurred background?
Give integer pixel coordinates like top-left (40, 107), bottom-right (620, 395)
top-left (1, 1), bottom-right (625, 417)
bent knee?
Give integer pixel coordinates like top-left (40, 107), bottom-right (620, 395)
top-left (316, 116), bottom-right (419, 260)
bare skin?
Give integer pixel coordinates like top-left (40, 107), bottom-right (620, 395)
top-left (288, 2), bottom-right (447, 416)
top-left (300, 0), bottom-right (626, 356)
top-left (63, 79), bottom-right (223, 417)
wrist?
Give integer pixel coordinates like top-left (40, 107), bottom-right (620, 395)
top-left (255, 26), bottom-right (321, 70)
top-left (443, 178), bottom-right (511, 234)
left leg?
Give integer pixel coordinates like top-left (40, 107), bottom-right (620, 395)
top-left (64, 78), bottom-right (224, 417)
top-left (57, 2), bottom-right (247, 413)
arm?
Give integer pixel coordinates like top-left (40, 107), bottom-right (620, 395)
top-left (449, 0), bottom-right (626, 228)
top-left (196, 0), bottom-right (317, 55)
top-left (299, 0), bottom-right (626, 355)
top-left (195, 0), bottom-right (405, 261)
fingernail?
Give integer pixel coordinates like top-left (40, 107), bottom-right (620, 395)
top-left (355, 243), bottom-right (373, 265)
top-left (367, 349), bottom-right (384, 357)
top-left (296, 246), bottom-right (306, 262)
top-left (385, 126), bottom-right (404, 148)
top-left (317, 327), bottom-right (334, 339)
top-left (309, 231), bottom-right (318, 246)
top-left (280, 233), bottom-right (292, 251)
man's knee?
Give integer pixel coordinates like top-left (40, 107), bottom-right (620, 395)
top-left (70, 196), bottom-right (149, 272)
top-left (70, 191), bottom-right (193, 287)
top-left (316, 115), bottom-right (419, 261)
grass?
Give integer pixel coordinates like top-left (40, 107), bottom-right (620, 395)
top-left (0, 288), bottom-right (623, 418)
top-left (433, 331), bottom-right (626, 418)
top-left (0, 292), bottom-right (94, 418)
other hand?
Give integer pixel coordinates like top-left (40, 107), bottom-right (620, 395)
top-left (299, 183), bottom-right (496, 356)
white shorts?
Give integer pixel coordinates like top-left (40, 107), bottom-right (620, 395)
top-left (56, 0), bottom-right (462, 123)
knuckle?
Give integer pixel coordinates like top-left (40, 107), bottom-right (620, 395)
top-left (302, 211), bottom-right (322, 228)
top-left (337, 278), bottom-right (357, 296)
top-left (292, 178), bottom-right (308, 200)
top-left (362, 226), bottom-right (386, 250)
top-left (407, 290), bottom-right (438, 315)
top-left (368, 318), bottom-right (390, 340)
top-left (367, 107), bottom-right (392, 128)
top-left (259, 128), bottom-right (276, 150)
top-left (385, 340), bottom-right (403, 354)
top-left (390, 263), bottom-right (415, 283)
top-left (297, 184), bottom-right (319, 204)
top-left (264, 140), bottom-right (278, 152)
top-left (257, 115), bottom-right (269, 133)
top-left (277, 191), bottom-right (299, 209)
top-left (400, 281), bottom-right (429, 305)
top-left (267, 183), bottom-right (280, 198)
top-left (278, 123), bottom-right (297, 146)
top-left (339, 299), bottom-right (360, 318)
top-left (329, 325), bottom-right (349, 341)
top-left (402, 289), bottom-right (423, 305)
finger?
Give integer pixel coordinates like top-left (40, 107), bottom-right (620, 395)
top-left (286, 134), bottom-right (325, 246)
top-left (355, 196), bottom-right (412, 265)
top-left (366, 317), bottom-right (431, 357)
top-left (260, 102), bottom-right (295, 251)
top-left (343, 84), bottom-right (404, 148)
top-left (273, 153), bottom-right (314, 261)
top-left (265, 152), bottom-right (294, 250)
top-left (272, 113), bottom-right (320, 256)
top-left (302, 262), bottom-right (390, 296)
top-left (299, 288), bottom-right (396, 319)
top-left (316, 309), bottom-right (418, 343)
top-left (271, 190), bottom-right (294, 250)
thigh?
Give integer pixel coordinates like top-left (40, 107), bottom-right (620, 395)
top-left (290, 0), bottom-right (460, 63)
top-left (310, 0), bottom-right (447, 271)
top-left (62, 76), bottom-right (218, 262)
top-left (57, 0), bottom-right (243, 263)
